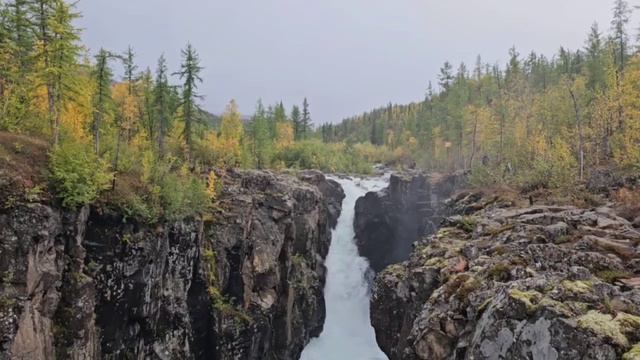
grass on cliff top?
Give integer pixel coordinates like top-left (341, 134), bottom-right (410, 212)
top-left (0, 131), bottom-right (49, 187)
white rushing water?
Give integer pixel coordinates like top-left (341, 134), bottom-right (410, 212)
top-left (301, 176), bottom-right (389, 360)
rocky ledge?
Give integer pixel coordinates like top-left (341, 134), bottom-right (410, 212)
top-left (371, 190), bottom-right (640, 360)
top-left (0, 168), bottom-right (343, 360)
top-left (354, 171), bottom-right (466, 272)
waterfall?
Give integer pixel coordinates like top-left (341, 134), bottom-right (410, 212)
top-left (301, 177), bottom-right (388, 360)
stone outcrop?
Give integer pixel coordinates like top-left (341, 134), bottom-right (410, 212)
top-left (354, 171), bottom-right (466, 272)
top-left (0, 169), bottom-right (343, 359)
top-left (370, 191), bottom-right (640, 360)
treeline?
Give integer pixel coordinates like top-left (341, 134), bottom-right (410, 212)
top-left (320, 0), bottom-right (640, 189)
top-left (0, 0), bottom-right (377, 218)
top-left (3, 0), bottom-right (639, 216)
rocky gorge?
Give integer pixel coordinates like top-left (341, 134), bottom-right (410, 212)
top-left (0, 167), bottom-right (344, 360)
top-left (357, 174), bottom-right (640, 360)
top-left (2, 156), bottom-right (640, 360)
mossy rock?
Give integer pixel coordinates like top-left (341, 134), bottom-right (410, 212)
top-left (385, 264), bottom-right (408, 279)
top-left (508, 288), bottom-right (542, 314)
top-left (561, 280), bottom-right (593, 294)
top-left (576, 310), bottom-right (640, 347)
top-left (424, 257), bottom-right (447, 268)
top-left (623, 343), bottom-right (640, 360)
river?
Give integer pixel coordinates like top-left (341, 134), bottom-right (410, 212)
top-left (300, 176), bottom-right (389, 360)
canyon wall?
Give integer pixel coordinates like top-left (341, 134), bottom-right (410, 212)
top-left (0, 169), bottom-right (344, 360)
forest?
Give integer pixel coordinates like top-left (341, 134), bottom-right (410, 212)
top-left (0, 0), bottom-right (639, 220)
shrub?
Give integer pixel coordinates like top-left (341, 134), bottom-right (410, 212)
top-left (274, 139), bottom-right (373, 174)
top-left (49, 140), bottom-right (112, 208)
top-left (124, 153), bottom-right (209, 221)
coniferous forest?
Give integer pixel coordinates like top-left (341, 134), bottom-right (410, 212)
top-left (0, 0), bottom-right (639, 218)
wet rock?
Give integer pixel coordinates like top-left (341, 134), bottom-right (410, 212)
top-left (355, 171), bottom-right (466, 272)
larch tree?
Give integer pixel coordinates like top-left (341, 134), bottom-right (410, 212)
top-left (122, 45), bottom-right (138, 140)
top-left (301, 97), bottom-right (311, 138)
top-left (291, 105), bottom-right (301, 140)
top-left (585, 23), bottom-right (606, 92)
top-left (219, 99), bottom-right (244, 166)
top-left (153, 54), bottom-right (171, 155)
top-left (35, 0), bottom-right (81, 145)
top-left (0, 0), bottom-right (35, 129)
top-left (91, 48), bottom-right (114, 155)
top-left (248, 99), bottom-right (272, 169)
top-left (139, 68), bottom-right (154, 142)
top-left (175, 43), bottom-right (203, 161)
top-left (610, 0), bottom-right (631, 73)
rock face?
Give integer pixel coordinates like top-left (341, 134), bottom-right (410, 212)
top-left (0, 169), bottom-right (343, 359)
top-left (354, 171), bottom-right (465, 272)
top-left (370, 191), bottom-right (640, 360)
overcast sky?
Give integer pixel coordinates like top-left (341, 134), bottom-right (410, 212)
top-left (77, 0), bottom-right (631, 124)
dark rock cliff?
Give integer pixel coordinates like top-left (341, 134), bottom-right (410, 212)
top-left (0, 169), bottom-right (344, 360)
top-left (370, 191), bottom-right (640, 360)
top-left (354, 171), bottom-right (466, 272)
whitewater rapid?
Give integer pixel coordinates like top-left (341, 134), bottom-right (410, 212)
top-left (300, 177), bottom-right (389, 360)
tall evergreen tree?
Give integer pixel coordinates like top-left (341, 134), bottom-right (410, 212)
top-left (7, 0), bottom-right (34, 78)
top-left (35, 0), bottom-right (81, 145)
top-left (139, 68), bottom-right (154, 141)
top-left (248, 99), bottom-right (272, 168)
top-left (291, 105), bottom-right (301, 140)
top-left (274, 101), bottom-right (287, 122)
top-left (438, 61), bottom-right (454, 90)
top-left (611, 0), bottom-right (631, 73)
top-left (175, 43), bottom-right (203, 160)
top-left (91, 48), bottom-right (114, 155)
top-left (301, 97), bottom-right (311, 138)
top-left (121, 45), bottom-right (138, 140)
top-left (585, 23), bottom-right (606, 92)
top-left (0, 0), bottom-right (35, 128)
top-left (153, 54), bottom-right (171, 155)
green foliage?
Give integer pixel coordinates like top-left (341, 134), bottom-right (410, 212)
top-left (275, 139), bottom-right (372, 174)
top-left (456, 216), bottom-right (477, 233)
top-left (176, 43), bottom-right (203, 157)
top-left (122, 152), bottom-right (208, 222)
top-left (49, 140), bottom-right (112, 208)
top-left (596, 269), bottom-right (632, 283)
